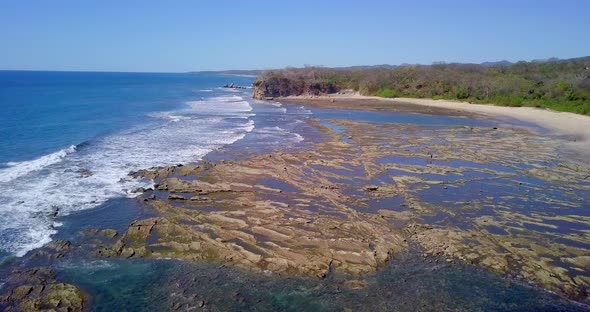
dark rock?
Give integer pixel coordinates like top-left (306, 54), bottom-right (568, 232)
top-left (76, 168), bottom-right (93, 178)
top-left (32, 240), bottom-right (72, 259)
top-left (120, 247), bottom-right (135, 258)
top-left (0, 268), bottom-right (85, 312)
top-left (223, 83), bottom-right (245, 89)
top-left (83, 228), bottom-right (118, 239)
top-left (45, 239), bottom-right (71, 253)
top-left (51, 206), bottom-right (60, 218)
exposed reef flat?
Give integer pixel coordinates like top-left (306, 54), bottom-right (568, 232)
top-left (278, 94), bottom-right (590, 164)
top-left (90, 117), bottom-right (590, 304)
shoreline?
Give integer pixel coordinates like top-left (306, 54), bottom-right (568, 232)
top-left (277, 94), bottom-right (590, 163)
top-left (101, 113), bottom-right (590, 304)
top-left (2, 95), bottom-right (590, 310)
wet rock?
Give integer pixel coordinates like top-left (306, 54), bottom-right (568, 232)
top-left (44, 240), bottom-right (71, 255)
top-left (168, 194), bottom-right (186, 200)
top-left (83, 228), bottom-right (118, 239)
top-left (76, 168), bottom-right (93, 178)
top-left (99, 218), bottom-right (159, 258)
top-left (189, 196), bottom-right (212, 202)
top-left (0, 268), bottom-right (85, 312)
top-left (120, 247), bottom-right (136, 258)
top-left (343, 279), bottom-right (368, 290)
top-left (51, 206), bottom-right (60, 218)
top-left (10, 286), bottom-right (33, 300)
top-left (223, 83), bottom-right (245, 89)
top-left (100, 229), bottom-right (118, 238)
top-left (132, 187), bottom-right (149, 193)
top-left (32, 240), bottom-right (72, 259)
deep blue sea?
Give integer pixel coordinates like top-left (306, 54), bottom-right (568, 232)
top-left (0, 71), bottom-right (262, 256)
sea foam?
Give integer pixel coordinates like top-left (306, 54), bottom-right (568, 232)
top-left (0, 94), bottom-right (255, 257)
top-left (0, 145), bottom-right (77, 183)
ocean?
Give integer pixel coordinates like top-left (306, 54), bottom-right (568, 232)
top-left (0, 71), bottom-right (271, 257)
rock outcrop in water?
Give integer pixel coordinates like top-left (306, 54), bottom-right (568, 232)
top-left (223, 83), bottom-right (246, 89)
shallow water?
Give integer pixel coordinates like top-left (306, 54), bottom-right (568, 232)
top-left (52, 254), bottom-right (587, 312)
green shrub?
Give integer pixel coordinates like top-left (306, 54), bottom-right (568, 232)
top-left (255, 56), bottom-right (590, 116)
top-left (375, 88), bottom-right (397, 98)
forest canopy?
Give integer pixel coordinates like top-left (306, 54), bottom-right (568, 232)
top-left (253, 57), bottom-right (590, 115)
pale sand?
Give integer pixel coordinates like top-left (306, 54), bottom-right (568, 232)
top-left (279, 94), bottom-right (590, 164)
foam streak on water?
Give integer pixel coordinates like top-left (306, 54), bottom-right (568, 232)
top-left (0, 95), bottom-right (255, 257)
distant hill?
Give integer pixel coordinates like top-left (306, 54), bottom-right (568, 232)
top-left (190, 58), bottom-right (585, 76)
top-left (189, 70), bottom-right (262, 76)
top-left (480, 60), bottom-right (513, 67)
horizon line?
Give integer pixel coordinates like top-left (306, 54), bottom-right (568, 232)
top-left (2, 55), bottom-right (589, 74)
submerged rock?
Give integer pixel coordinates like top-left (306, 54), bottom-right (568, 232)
top-left (31, 240), bottom-right (72, 259)
top-left (76, 168), bottom-right (93, 178)
top-left (83, 228), bottom-right (118, 239)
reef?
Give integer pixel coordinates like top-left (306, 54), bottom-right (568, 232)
top-left (90, 118), bottom-right (590, 302)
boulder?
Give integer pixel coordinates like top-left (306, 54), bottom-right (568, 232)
top-left (0, 268), bottom-right (85, 312)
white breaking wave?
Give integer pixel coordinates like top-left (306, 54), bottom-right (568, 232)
top-left (0, 145), bottom-right (77, 183)
top-left (253, 126), bottom-right (304, 144)
top-left (147, 112), bottom-right (191, 122)
top-left (186, 95), bottom-right (254, 116)
top-left (294, 106), bottom-right (312, 115)
top-left (0, 95), bottom-right (255, 257)
top-left (218, 87), bottom-right (240, 93)
top-left (292, 133), bottom-right (304, 143)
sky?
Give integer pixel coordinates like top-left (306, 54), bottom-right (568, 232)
top-left (0, 0), bottom-right (589, 72)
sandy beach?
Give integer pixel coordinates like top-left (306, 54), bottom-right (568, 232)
top-left (278, 94), bottom-right (590, 163)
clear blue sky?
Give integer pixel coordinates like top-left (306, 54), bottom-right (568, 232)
top-left (1, 0), bottom-right (589, 72)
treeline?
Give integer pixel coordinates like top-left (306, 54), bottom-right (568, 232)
top-left (253, 57), bottom-right (590, 115)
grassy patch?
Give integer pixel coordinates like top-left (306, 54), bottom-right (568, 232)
top-left (375, 88), bottom-right (397, 98)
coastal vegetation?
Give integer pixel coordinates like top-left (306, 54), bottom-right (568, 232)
top-left (253, 56), bottom-right (590, 115)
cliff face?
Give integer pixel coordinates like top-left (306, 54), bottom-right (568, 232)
top-left (252, 77), bottom-right (340, 100)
